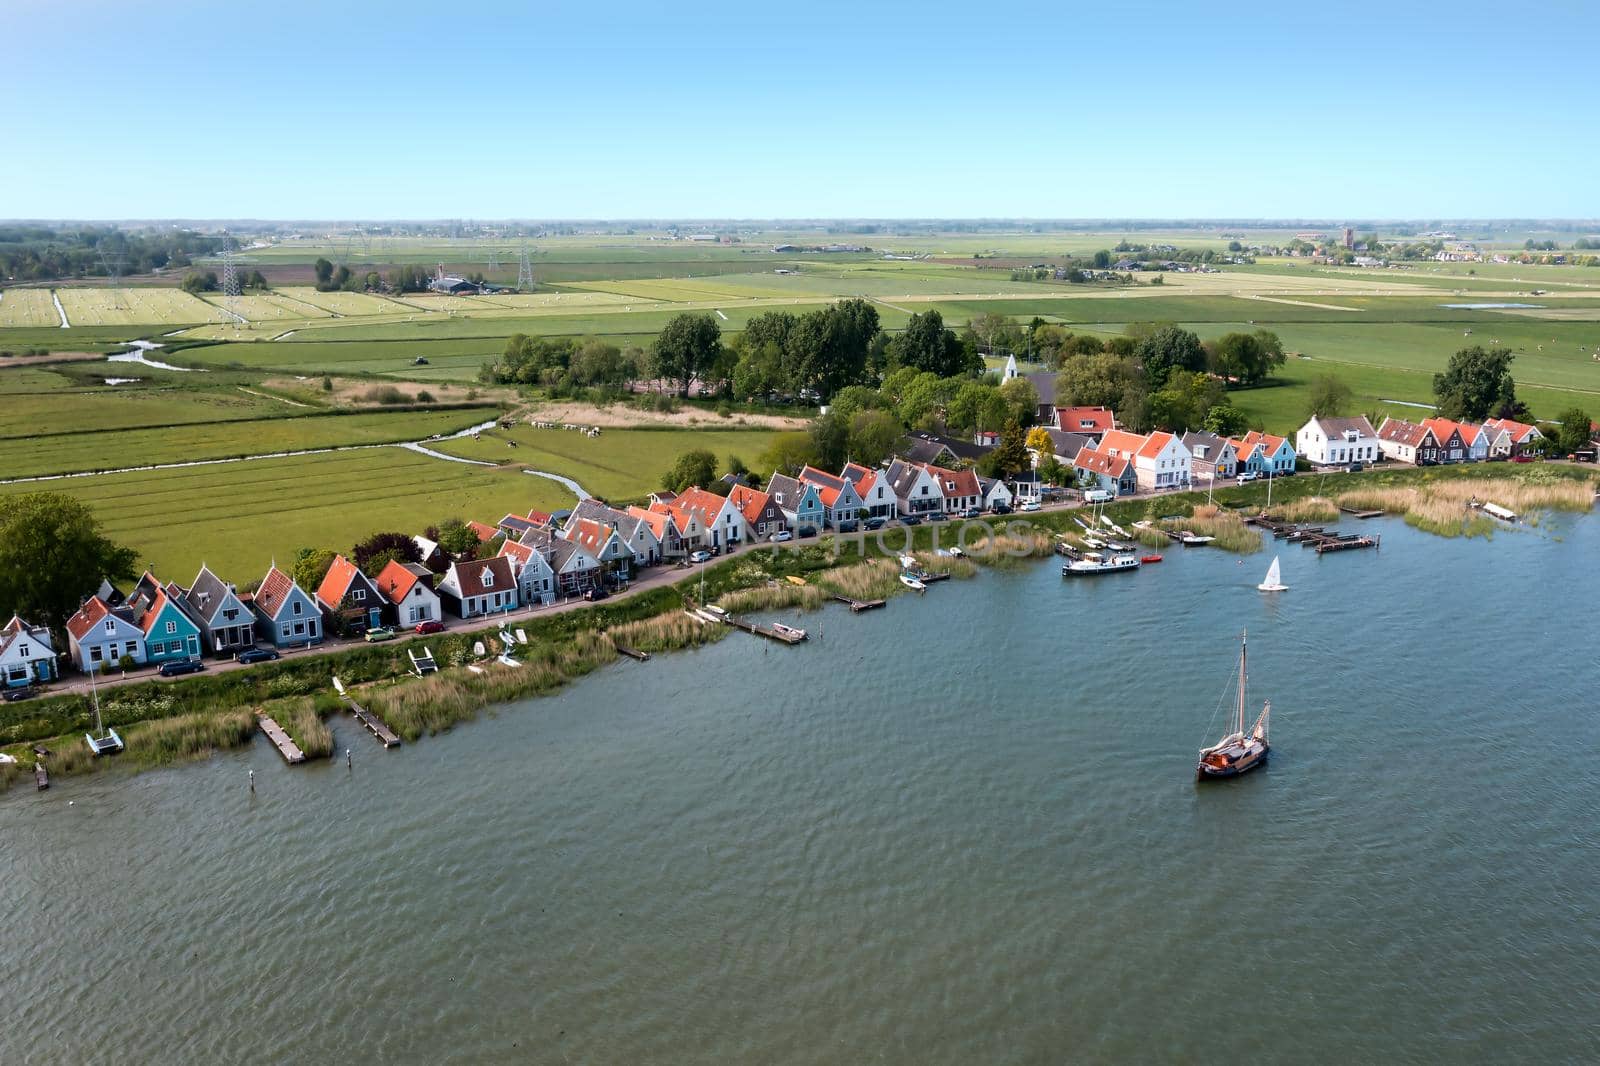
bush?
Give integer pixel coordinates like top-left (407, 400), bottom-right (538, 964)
top-left (416, 390), bottom-right (436, 404)
top-left (363, 385), bottom-right (407, 405)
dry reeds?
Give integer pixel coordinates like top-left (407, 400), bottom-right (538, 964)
top-left (715, 583), bottom-right (829, 615)
top-left (815, 557), bottom-right (904, 601)
top-left (272, 698), bottom-right (334, 760)
top-left (1158, 505), bottom-right (1262, 553)
top-left (1274, 496), bottom-right (1340, 522)
top-left (959, 530), bottom-right (1054, 567)
top-left (607, 610), bottom-right (730, 653)
top-left (1336, 475), bottom-right (1595, 538)
top-left (124, 708), bottom-right (257, 767)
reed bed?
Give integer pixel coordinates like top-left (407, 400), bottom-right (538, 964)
top-left (272, 697), bottom-right (334, 760)
top-left (1273, 496), bottom-right (1340, 522)
top-left (960, 530), bottom-right (1055, 568)
top-left (714, 583), bottom-right (830, 615)
top-left (125, 708), bottom-right (258, 766)
top-left (1134, 526), bottom-right (1171, 549)
top-left (1337, 475), bottom-right (1595, 538)
top-left (912, 550), bottom-right (979, 578)
top-left (0, 760), bottom-right (18, 792)
top-left (814, 557), bottom-right (905, 601)
top-left (1157, 505), bottom-right (1262, 553)
top-left (607, 610), bottom-right (730, 653)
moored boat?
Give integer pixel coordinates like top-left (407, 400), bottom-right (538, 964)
top-left (899, 573), bottom-right (926, 591)
top-left (1062, 552), bottom-right (1141, 576)
top-left (1140, 554), bottom-right (1164, 564)
top-left (1197, 631), bottom-right (1270, 779)
top-left (770, 621), bottom-right (808, 640)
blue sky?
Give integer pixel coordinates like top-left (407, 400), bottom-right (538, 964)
top-left (5, 0), bottom-right (1595, 219)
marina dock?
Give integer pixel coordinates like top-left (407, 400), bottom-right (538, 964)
top-left (256, 713), bottom-right (306, 764)
top-left (831, 594), bottom-right (886, 612)
top-left (727, 616), bottom-right (807, 644)
top-left (1248, 514), bottom-right (1381, 553)
top-left (1339, 506), bottom-right (1385, 519)
top-left (332, 676), bottom-right (401, 748)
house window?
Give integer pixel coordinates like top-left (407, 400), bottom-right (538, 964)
top-left (292, 600), bottom-right (302, 616)
top-left (353, 590), bottom-right (365, 602)
top-left (126, 642), bottom-right (138, 657)
top-left (104, 619), bottom-right (115, 634)
top-left (166, 620), bottom-right (177, 635)
top-left (18, 643), bottom-right (28, 657)
top-left (482, 570), bottom-right (495, 588)
top-left (282, 623), bottom-right (293, 637)
top-left (91, 645), bottom-right (104, 662)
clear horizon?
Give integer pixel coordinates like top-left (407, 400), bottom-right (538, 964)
top-left (7, 0), bottom-right (1596, 219)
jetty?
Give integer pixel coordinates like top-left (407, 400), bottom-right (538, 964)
top-left (255, 712), bottom-right (306, 765)
top-left (831, 594), bottom-right (886, 612)
top-left (919, 571), bottom-right (953, 584)
top-left (1249, 514), bottom-right (1381, 553)
top-left (613, 642), bottom-right (651, 661)
top-left (726, 615), bottom-right (807, 644)
top-left (332, 676), bottom-right (401, 748)
top-left (1338, 506), bottom-right (1385, 519)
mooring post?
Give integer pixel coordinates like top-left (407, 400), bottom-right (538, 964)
top-left (249, 769), bottom-right (255, 793)
top-left (346, 748), bottom-right (352, 770)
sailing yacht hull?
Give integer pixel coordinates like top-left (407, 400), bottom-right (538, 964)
top-left (1197, 745), bottom-right (1268, 779)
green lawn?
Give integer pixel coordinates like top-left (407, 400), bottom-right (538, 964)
top-left (0, 373), bottom-right (311, 437)
top-left (5, 406), bottom-right (499, 478)
top-left (434, 424), bottom-right (785, 502)
top-left (0, 448), bottom-right (573, 580)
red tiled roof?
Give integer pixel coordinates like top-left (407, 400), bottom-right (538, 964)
top-left (499, 539), bottom-right (536, 567)
top-left (1421, 418), bottom-right (1470, 446)
top-left (1137, 431), bottom-right (1176, 460)
top-left (727, 483), bottom-right (773, 524)
top-left (917, 461), bottom-right (980, 498)
top-left (1055, 406), bottom-right (1114, 433)
top-left (1098, 429), bottom-right (1147, 459)
top-left (627, 505), bottom-right (675, 539)
top-left (135, 585), bottom-right (175, 636)
top-left (526, 509), bottom-right (553, 525)
top-left (66, 595), bottom-right (112, 640)
top-left (467, 521), bottom-right (499, 543)
top-left (450, 555), bottom-right (516, 598)
top-left (1378, 418), bottom-right (1433, 448)
top-left (1075, 446), bottom-right (1132, 478)
top-left (1485, 417), bottom-right (1539, 442)
top-left (668, 487), bottom-right (728, 529)
top-left (564, 517), bottom-right (620, 556)
top-left (374, 560), bottom-right (430, 605)
top-left (316, 554), bottom-right (362, 610)
top-left (253, 566), bottom-right (296, 618)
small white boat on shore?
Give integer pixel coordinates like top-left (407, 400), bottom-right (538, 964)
top-left (899, 573), bottom-right (926, 591)
top-left (1179, 532), bottom-right (1215, 545)
top-left (771, 621), bottom-right (808, 640)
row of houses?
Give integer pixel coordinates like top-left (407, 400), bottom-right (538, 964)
top-left (1374, 415), bottom-right (1543, 465)
top-left (1053, 425), bottom-right (1298, 498)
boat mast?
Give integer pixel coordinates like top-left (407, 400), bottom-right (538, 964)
top-left (1238, 629), bottom-right (1247, 736)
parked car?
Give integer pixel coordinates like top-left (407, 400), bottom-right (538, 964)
top-left (414, 620), bottom-right (446, 635)
top-left (1236, 471), bottom-right (1260, 484)
top-left (992, 502), bottom-right (1013, 514)
top-left (583, 587), bottom-right (609, 601)
top-left (235, 647), bottom-right (281, 665)
top-left (963, 507), bottom-right (984, 519)
top-left (900, 514), bottom-right (923, 526)
top-left (770, 530), bottom-right (793, 543)
top-left (837, 520), bottom-right (859, 533)
top-left (863, 516), bottom-right (888, 530)
top-left (797, 526), bottom-right (818, 539)
top-left (1511, 453), bottom-right (1534, 463)
top-left (689, 549), bottom-right (713, 564)
top-left (2, 687), bottom-right (37, 703)
top-left (1346, 461), bottom-right (1365, 473)
top-left (927, 511), bottom-right (948, 522)
top-left (159, 659), bottom-right (205, 677)
top-left (363, 626), bottom-right (397, 643)
top-left (1083, 489), bottom-right (1113, 504)
top-left (1019, 500), bottom-right (1042, 512)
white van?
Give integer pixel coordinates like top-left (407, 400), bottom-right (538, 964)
top-left (1083, 489), bottom-right (1114, 504)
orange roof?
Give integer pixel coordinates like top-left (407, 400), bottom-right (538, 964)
top-left (1055, 406), bottom-right (1114, 433)
top-left (1421, 418), bottom-right (1471, 446)
top-left (374, 559), bottom-right (428, 605)
top-left (1485, 417), bottom-right (1539, 442)
top-left (917, 461), bottom-right (979, 498)
top-left (727, 483), bottom-right (773, 524)
top-left (315, 554), bottom-right (363, 609)
top-left (525, 509), bottom-right (553, 525)
top-left (1075, 446), bottom-right (1132, 478)
top-left (1098, 429), bottom-right (1147, 459)
top-left (65, 595), bottom-right (112, 640)
top-left (1136, 431), bottom-right (1177, 460)
top-left (565, 517), bottom-right (620, 556)
top-left (626, 505), bottom-right (675, 539)
top-left (799, 466), bottom-right (851, 508)
top-left (499, 539), bottom-right (535, 566)
top-left (467, 521), bottom-right (499, 543)
top-left (668, 487), bottom-right (728, 528)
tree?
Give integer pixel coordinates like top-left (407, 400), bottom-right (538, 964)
top-left (1202, 403), bottom-right (1250, 437)
top-left (1305, 374), bottom-right (1354, 419)
top-left (1056, 353), bottom-right (1144, 410)
top-left (947, 381), bottom-right (1003, 434)
top-left (1134, 325), bottom-right (1206, 390)
top-left (1092, 250), bottom-right (1112, 269)
top-left (0, 493), bottom-right (137, 637)
top-left (807, 410), bottom-right (851, 471)
top-left (1553, 407), bottom-right (1593, 454)
top-left (290, 546), bottom-right (337, 594)
top-left (568, 336), bottom-right (633, 386)
top-left (786, 298), bottom-right (879, 400)
top-left (651, 313), bottom-right (723, 397)
top-left (180, 270), bottom-right (218, 294)
top-left (887, 310), bottom-right (976, 377)
top-left (998, 376), bottom-right (1039, 426)
top-left (435, 519), bottom-right (481, 559)
top-left (663, 448), bottom-right (718, 493)
top-left (1208, 330), bottom-right (1286, 387)
top-left (313, 257), bottom-right (334, 288)
top-left (1434, 346), bottom-right (1517, 422)
top-left (759, 431), bottom-right (820, 477)
top-left (352, 531), bottom-right (422, 576)
top-left (846, 410), bottom-right (901, 467)
top-left (988, 419), bottom-right (1030, 479)
top-left (828, 384), bottom-right (887, 421)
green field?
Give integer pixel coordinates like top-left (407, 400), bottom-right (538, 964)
top-left (0, 448), bottom-right (573, 579)
top-left (0, 369), bottom-right (310, 437)
top-left (4, 406), bottom-right (498, 478)
top-left (435, 424), bottom-right (786, 502)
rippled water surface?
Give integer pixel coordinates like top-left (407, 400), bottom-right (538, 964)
top-left (3, 514), bottom-right (1598, 1064)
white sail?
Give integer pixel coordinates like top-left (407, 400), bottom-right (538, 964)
top-left (1258, 555), bottom-right (1286, 591)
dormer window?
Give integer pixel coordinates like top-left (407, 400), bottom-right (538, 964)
top-left (482, 570), bottom-right (495, 588)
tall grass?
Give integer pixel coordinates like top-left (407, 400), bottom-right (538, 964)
top-left (959, 531), bottom-right (1054, 568)
top-left (125, 708), bottom-right (258, 767)
top-left (1336, 475), bottom-right (1595, 538)
top-left (814, 558), bottom-right (903, 601)
top-left (607, 610), bottom-right (730, 653)
top-left (272, 697), bottom-right (334, 760)
top-left (1157, 505), bottom-right (1263, 553)
top-left (715, 583), bottom-right (829, 615)
top-left (1274, 496), bottom-right (1340, 522)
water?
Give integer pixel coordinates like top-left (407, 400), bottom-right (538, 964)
top-left (4, 515), bottom-right (1598, 1064)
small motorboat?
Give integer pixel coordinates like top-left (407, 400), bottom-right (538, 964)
top-left (1179, 532), bottom-right (1215, 545)
top-left (898, 554), bottom-right (919, 570)
top-left (771, 621), bottom-right (808, 640)
top-left (899, 573), bottom-right (926, 591)
top-left (1140, 554), bottom-right (1164, 564)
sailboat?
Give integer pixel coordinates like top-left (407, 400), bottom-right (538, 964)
top-left (1197, 631), bottom-right (1269, 779)
top-left (1257, 555), bottom-right (1288, 592)
top-left (84, 667), bottom-right (123, 756)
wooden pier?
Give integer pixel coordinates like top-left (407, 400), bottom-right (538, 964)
top-left (831, 594), bottom-right (886, 612)
top-left (1339, 506), bottom-right (1385, 519)
top-left (332, 676), bottom-right (401, 748)
top-left (255, 712), bottom-right (306, 765)
top-left (919, 571), bottom-right (953, 584)
top-left (1248, 514), bottom-right (1380, 554)
top-left (613, 642), bottom-right (651, 661)
top-left (727, 616), bottom-right (807, 644)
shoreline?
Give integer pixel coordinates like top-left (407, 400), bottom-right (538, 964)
top-left (4, 463), bottom-right (1594, 796)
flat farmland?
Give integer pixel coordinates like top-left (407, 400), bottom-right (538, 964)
top-left (0, 289), bottom-right (62, 327)
top-left (56, 288), bottom-right (228, 326)
top-left (435, 424), bottom-right (785, 502)
top-left (5, 406), bottom-right (498, 478)
top-left (174, 337), bottom-right (504, 377)
top-left (0, 448), bottom-right (573, 579)
top-left (274, 288), bottom-right (418, 317)
top-left (199, 293), bottom-right (335, 322)
top-left (0, 374), bottom-right (308, 437)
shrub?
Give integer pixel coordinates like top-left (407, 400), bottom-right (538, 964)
top-left (417, 390), bottom-right (436, 404)
top-left (363, 385), bottom-right (407, 405)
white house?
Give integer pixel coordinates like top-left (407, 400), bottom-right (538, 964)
top-left (437, 556), bottom-right (520, 619)
top-left (570, 499), bottom-right (661, 568)
top-left (884, 459), bottom-right (944, 517)
top-left (0, 615), bottom-right (56, 688)
top-left (374, 560), bottom-right (442, 628)
top-left (66, 595), bottom-right (146, 672)
top-left (1099, 429), bottom-right (1192, 491)
top-left (668, 487), bottom-right (749, 549)
top-left (841, 463), bottom-right (898, 519)
top-left (1296, 415), bottom-right (1381, 468)
top-left (499, 539), bottom-right (557, 605)
top-left (979, 476), bottom-right (1014, 511)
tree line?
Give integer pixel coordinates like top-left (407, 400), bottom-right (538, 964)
top-left (0, 226), bottom-right (225, 282)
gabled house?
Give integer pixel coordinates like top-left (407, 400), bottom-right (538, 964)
top-left (437, 556), bottom-right (519, 619)
top-left (315, 555), bottom-right (385, 634)
top-left (563, 517), bottom-right (635, 579)
top-left (0, 615), bottom-right (56, 688)
top-left (1074, 445), bottom-right (1139, 497)
top-left (1230, 431), bottom-right (1296, 476)
top-left (467, 520), bottom-right (500, 544)
top-left (1009, 467), bottom-right (1042, 505)
top-left (978, 476), bottom-right (1013, 511)
top-left (520, 528), bottom-right (601, 597)
top-left (1042, 430), bottom-right (1093, 466)
top-left (570, 498), bottom-right (661, 568)
top-left (1100, 430), bottom-right (1192, 491)
top-left (627, 505), bottom-right (688, 559)
top-left (65, 595), bottom-right (146, 673)
top-left (375, 560), bottom-right (442, 628)
top-left (1180, 431), bottom-right (1238, 480)
top-left (1295, 416), bottom-right (1380, 468)
top-left (1420, 418), bottom-right (1476, 464)
top-left (728, 484), bottom-right (788, 540)
top-left (497, 514), bottom-right (544, 540)
top-left (177, 565), bottom-right (256, 656)
top-left (1483, 417), bottom-right (1543, 458)
top-left (899, 431), bottom-right (992, 467)
top-left (841, 463), bottom-right (898, 519)
top-left (126, 574), bottom-right (203, 665)
top-left (799, 466), bottom-right (865, 528)
top-left (1024, 372), bottom-right (1057, 423)
top-left (252, 565), bottom-right (323, 648)
top-left (1053, 406), bottom-right (1115, 440)
top-left (883, 459), bottom-right (944, 517)
top-left (918, 462), bottom-right (982, 514)
top-left (499, 539), bottom-right (557, 606)
top-left (412, 535), bottom-right (449, 574)
top-left (765, 474), bottom-right (827, 534)
top-left (1377, 417), bottom-right (1441, 465)
top-left (667, 487), bottom-right (749, 550)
